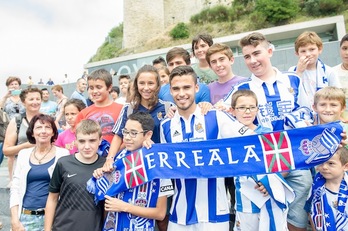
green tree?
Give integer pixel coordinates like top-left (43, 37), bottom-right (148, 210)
top-left (255, 0), bottom-right (299, 24)
top-left (303, 0), bottom-right (343, 16)
top-left (170, 23), bottom-right (190, 40)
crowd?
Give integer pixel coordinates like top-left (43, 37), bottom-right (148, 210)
top-left (0, 30), bottom-right (347, 231)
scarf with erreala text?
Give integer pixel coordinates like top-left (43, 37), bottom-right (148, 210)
top-left (309, 172), bottom-right (348, 231)
top-left (87, 122), bottom-right (342, 203)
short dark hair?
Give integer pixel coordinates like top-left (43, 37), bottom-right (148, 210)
top-left (20, 87), bottom-right (42, 103)
top-left (41, 88), bottom-right (49, 92)
top-left (127, 111), bottom-right (154, 132)
top-left (64, 99), bottom-right (86, 113)
top-left (192, 33), bottom-right (213, 55)
top-left (166, 47), bottom-right (191, 65)
top-left (118, 74), bottom-right (131, 82)
top-left (169, 65), bottom-right (197, 84)
top-left (340, 34), bottom-right (348, 47)
top-left (152, 56), bottom-right (167, 67)
top-left (27, 114), bottom-right (58, 144)
top-left (110, 86), bottom-right (120, 94)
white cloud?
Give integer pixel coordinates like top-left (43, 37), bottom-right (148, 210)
top-left (0, 0), bottom-right (123, 92)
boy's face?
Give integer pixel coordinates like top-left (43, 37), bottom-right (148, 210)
top-left (340, 41), bottom-right (348, 65)
top-left (209, 52), bottom-right (234, 79)
top-left (296, 43), bottom-right (322, 67)
top-left (119, 78), bottom-right (129, 95)
top-left (313, 97), bottom-right (345, 124)
top-left (316, 153), bottom-right (348, 181)
top-left (242, 43), bottom-right (273, 78)
top-left (167, 56), bottom-right (186, 73)
top-left (123, 119), bottom-right (152, 151)
top-left (76, 132), bottom-right (101, 161)
top-left (158, 69), bottom-right (169, 86)
top-left (230, 96), bottom-right (258, 128)
top-left (170, 74), bottom-right (198, 113)
top-left (87, 79), bottom-right (111, 104)
top-left (194, 39), bottom-right (210, 61)
top-left (110, 91), bottom-right (118, 100)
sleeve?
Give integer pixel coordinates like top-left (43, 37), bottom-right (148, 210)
top-left (288, 65), bottom-right (296, 72)
top-left (112, 104), bottom-right (129, 137)
top-left (74, 109), bottom-right (85, 128)
top-left (197, 83), bottom-right (211, 103)
top-left (158, 179), bottom-right (174, 197)
top-left (49, 160), bottom-right (64, 193)
top-left (217, 110), bottom-right (254, 137)
top-left (9, 149), bottom-right (26, 208)
top-left (327, 67), bottom-right (341, 88)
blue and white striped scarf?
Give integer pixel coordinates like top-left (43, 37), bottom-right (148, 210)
top-left (309, 172), bottom-right (348, 231)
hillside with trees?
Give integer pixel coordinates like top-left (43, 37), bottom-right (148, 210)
top-left (89, 0), bottom-right (348, 63)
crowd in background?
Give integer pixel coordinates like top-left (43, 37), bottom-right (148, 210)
top-left (0, 30), bottom-right (347, 230)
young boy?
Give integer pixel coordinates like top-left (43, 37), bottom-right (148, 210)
top-left (115, 74), bottom-right (131, 105)
top-left (289, 31), bottom-right (341, 106)
top-left (158, 47), bottom-right (211, 103)
top-left (312, 86), bottom-right (346, 126)
top-left (75, 68), bottom-right (123, 143)
top-left (93, 111), bottom-right (174, 231)
top-left (44, 120), bottom-right (106, 231)
top-left (305, 147), bottom-right (348, 230)
top-left (206, 43), bottom-right (246, 105)
top-left (223, 32), bottom-right (311, 231)
top-left (230, 89), bottom-right (294, 231)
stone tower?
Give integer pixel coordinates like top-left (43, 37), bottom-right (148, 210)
top-left (123, 0), bottom-right (232, 49)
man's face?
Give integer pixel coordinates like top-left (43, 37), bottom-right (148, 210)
top-left (167, 56), bottom-right (186, 73)
top-left (77, 79), bottom-right (87, 93)
top-left (170, 74), bottom-right (198, 112)
top-left (42, 90), bottom-right (50, 102)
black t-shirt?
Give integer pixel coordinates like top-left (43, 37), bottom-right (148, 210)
top-left (49, 154), bottom-right (105, 231)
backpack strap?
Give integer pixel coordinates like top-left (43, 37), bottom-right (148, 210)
top-left (15, 113), bottom-right (25, 134)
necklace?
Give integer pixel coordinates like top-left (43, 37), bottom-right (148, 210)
top-left (342, 63), bottom-right (348, 70)
top-left (33, 145), bottom-right (53, 164)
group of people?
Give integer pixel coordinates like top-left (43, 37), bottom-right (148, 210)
top-left (0, 30), bottom-right (347, 231)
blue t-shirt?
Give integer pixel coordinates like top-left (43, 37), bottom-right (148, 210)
top-left (159, 82), bottom-right (211, 103)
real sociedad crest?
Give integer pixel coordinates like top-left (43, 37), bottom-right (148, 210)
top-left (299, 128), bottom-right (340, 164)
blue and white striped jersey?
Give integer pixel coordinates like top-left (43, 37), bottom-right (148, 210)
top-left (160, 106), bottom-right (253, 225)
top-left (223, 68), bottom-right (310, 131)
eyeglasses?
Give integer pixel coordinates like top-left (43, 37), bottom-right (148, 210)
top-left (121, 128), bottom-right (148, 138)
top-left (234, 106), bottom-right (258, 112)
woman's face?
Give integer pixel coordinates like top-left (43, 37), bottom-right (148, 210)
top-left (137, 72), bottom-right (158, 102)
top-left (23, 92), bottom-right (42, 112)
top-left (32, 120), bottom-right (54, 144)
top-left (7, 81), bottom-right (20, 90)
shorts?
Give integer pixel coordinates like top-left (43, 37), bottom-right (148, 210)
top-left (20, 213), bottom-right (44, 231)
top-left (168, 221), bottom-right (229, 231)
top-left (285, 169), bottom-right (312, 228)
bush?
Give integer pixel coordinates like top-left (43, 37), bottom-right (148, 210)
top-left (190, 5), bottom-right (231, 24)
top-left (170, 23), bottom-right (190, 40)
top-left (304, 0), bottom-right (343, 16)
top-left (247, 11), bottom-right (268, 30)
top-left (255, 0), bottom-right (299, 24)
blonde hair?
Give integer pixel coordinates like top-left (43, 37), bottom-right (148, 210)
top-left (231, 89), bottom-right (258, 109)
top-left (206, 43), bottom-right (233, 64)
top-left (313, 87), bottom-right (346, 107)
top-left (75, 119), bottom-right (102, 138)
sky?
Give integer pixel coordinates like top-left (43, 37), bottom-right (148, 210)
top-left (0, 0), bottom-right (123, 93)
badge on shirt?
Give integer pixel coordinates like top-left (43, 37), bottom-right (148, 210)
top-left (195, 123), bottom-right (204, 133)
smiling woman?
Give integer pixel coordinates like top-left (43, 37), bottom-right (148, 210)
top-left (9, 114), bottom-right (69, 231)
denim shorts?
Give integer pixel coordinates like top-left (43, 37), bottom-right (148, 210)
top-left (285, 169), bottom-right (312, 228)
top-left (20, 213), bottom-right (44, 231)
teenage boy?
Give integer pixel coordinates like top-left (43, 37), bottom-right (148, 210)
top-left (158, 47), bottom-right (211, 103)
top-left (93, 112), bottom-right (174, 231)
top-left (160, 65), bottom-right (253, 230)
top-left (44, 120), bottom-right (106, 231)
top-left (115, 74), bottom-right (131, 105)
top-left (289, 31), bottom-right (341, 106)
top-left (206, 43), bottom-right (246, 105)
top-left (75, 69), bottom-right (123, 143)
top-left (305, 147), bottom-right (348, 231)
top-left (223, 32), bottom-right (311, 231)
